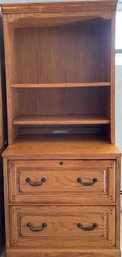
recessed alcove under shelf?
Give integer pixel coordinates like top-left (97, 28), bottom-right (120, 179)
top-left (11, 86), bottom-right (110, 138)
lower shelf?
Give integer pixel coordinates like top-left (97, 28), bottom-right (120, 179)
top-left (13, 115), bottom-right (110, 126)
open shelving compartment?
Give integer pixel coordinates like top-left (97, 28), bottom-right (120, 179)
top-left (12, 85), bottom-right (111, 140)
top-left (4, 12), bottom-right (113, 144)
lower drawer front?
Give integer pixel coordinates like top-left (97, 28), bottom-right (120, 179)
top-left (10, 206), bottom-right (115, 248)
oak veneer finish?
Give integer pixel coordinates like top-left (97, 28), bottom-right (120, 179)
top-left (11, 87), bottom-right (110, 133)
top-left (2, 1), bottom-right (121, 257)
top-left (8, 159), bottom-right (115, 204)
top-left (5, 249), bottom-right (121, 257)
top-left (2, 136), bottom-right (121, 257)
top-left (11, 82), bottom-right (111, 88)
top-left (2, 135), bottom-right (121, 159)
top-left (10, 206), bottom-right (115, 248)
top-left (13, 114), bottom-right (110, 126)
top-left (11, 20), bottom-right (111, 84)
top-left (1, 1), bottom-right (117, 14)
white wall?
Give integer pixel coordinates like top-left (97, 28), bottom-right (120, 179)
top-left (115, 64), bottom-right (122, 207)
top-left (116, 65), bottom-right (122, 153)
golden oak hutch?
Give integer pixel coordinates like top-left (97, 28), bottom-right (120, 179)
top-left (1, 1), bottom-right (121, 257)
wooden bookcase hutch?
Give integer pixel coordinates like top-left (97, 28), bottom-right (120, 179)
top-left (1, 1), bottom-right (121, 257)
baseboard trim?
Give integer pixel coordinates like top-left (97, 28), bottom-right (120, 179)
top-left (6, 248), bottom-right (121, 257)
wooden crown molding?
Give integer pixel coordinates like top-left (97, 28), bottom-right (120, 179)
top-left (1, 1), bottom-right (118, 14)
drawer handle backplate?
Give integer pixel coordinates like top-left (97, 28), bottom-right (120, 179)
top-left (27, 222), bottom-right (47, 232)
top-left (77, 223), bottom-right (98, 231)
top-left (77, 177), bottom-right (98, 186)
top-left (26, 177), bottom-right (46, 187)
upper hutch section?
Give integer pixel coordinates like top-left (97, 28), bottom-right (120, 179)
top-left (2, 1), bottom-right (117, 144)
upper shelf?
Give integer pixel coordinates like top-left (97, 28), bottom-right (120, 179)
top-left (10, 82), bottom-right (111, 89)
top-left (13, 114), bottom-right (110, 126)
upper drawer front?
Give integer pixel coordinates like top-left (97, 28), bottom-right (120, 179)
top-left (9, 160), bottom-right (115, 204)
top-left (10, 206), bottom-right (115, 248)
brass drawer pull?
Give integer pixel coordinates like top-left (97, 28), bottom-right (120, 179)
top-left (77, 177), bottom-right (98, 186)
top-left (26, 177), bottom-right (46, 187)
top-left (27, 223), bottom-right (47, 232)
top-left (77, 223), bottom-right (98, 231)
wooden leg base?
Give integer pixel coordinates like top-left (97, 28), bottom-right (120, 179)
top-left (6, 249), bottom-right (121, 257)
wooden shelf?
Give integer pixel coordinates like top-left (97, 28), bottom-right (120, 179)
top-left (13, 115), bottom-right (110, 126)
top-left (11, 82), bottom-right (111, 88)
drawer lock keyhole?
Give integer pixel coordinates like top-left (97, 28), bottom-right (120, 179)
top-left (59, 161), bottom-right (63, 166)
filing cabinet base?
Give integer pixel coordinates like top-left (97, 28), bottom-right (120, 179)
top-left (6, 249), bottom-right (121, 257)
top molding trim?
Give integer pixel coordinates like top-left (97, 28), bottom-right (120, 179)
top-left (1, 1), bottom-right (118, 14)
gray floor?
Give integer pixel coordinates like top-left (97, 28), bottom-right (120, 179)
top-left (0, 249), bottom-right (4, 257)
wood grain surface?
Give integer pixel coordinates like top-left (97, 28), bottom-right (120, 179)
top-left (8, 159), bottom-right (115, 204)
top-left (1, 1), bottom-right (117, 14)
top-left (2, 135), bottom-right (121, 159)
top-left (10, 205), bottom-right (115, 248)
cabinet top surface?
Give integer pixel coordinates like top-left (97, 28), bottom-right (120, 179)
top-left (2, 135), bottom-right (121, 159)
top-left (1, 1), bottom-right (117, 14)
